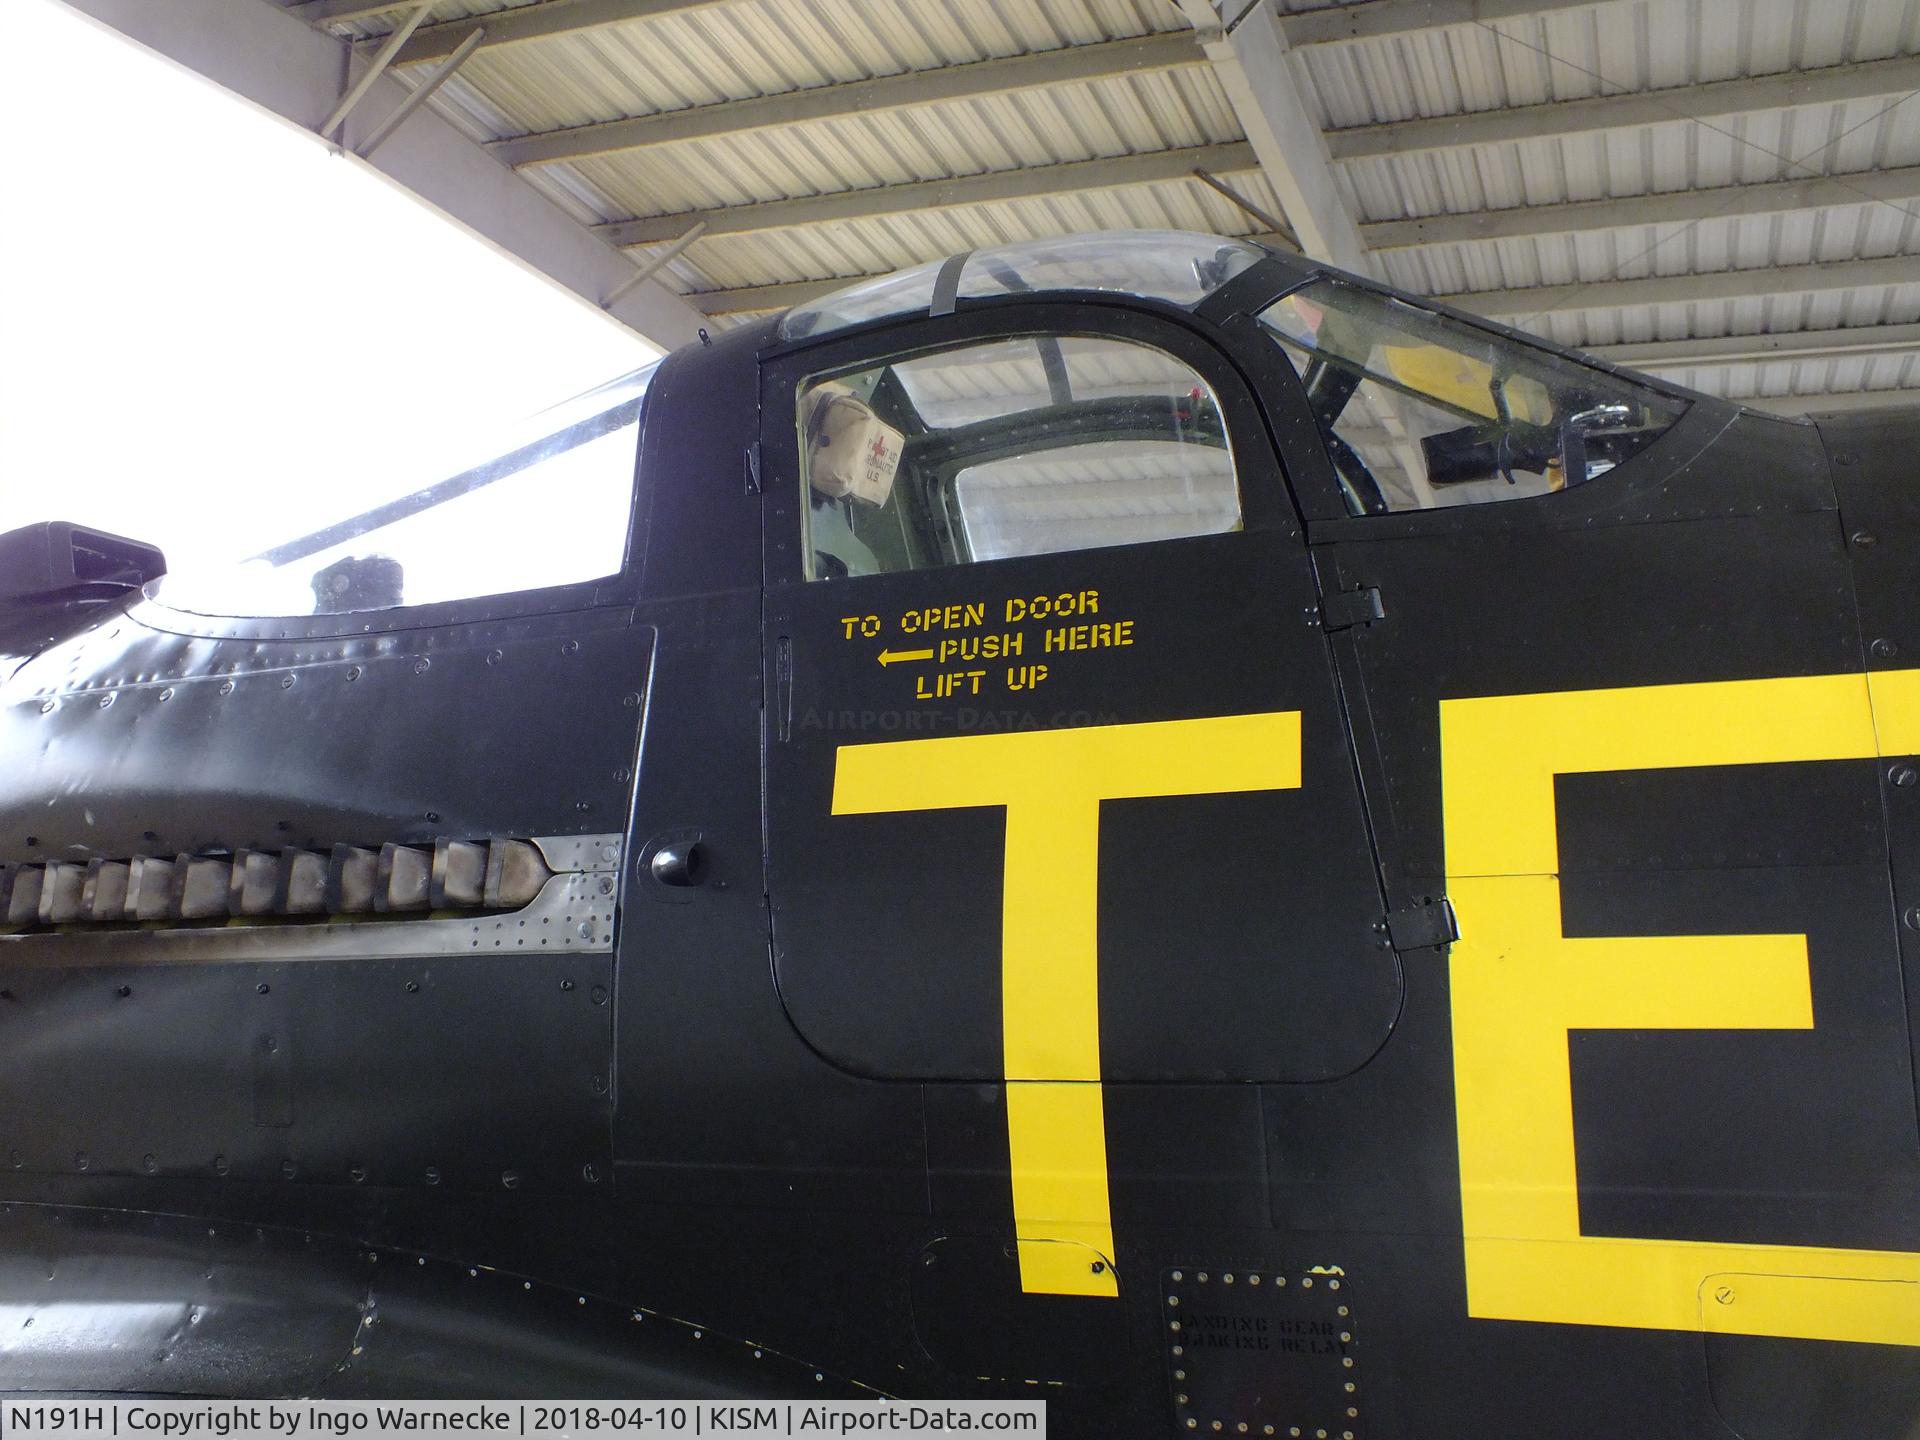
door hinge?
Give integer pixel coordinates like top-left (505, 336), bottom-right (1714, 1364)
top-left (1383, 896), bottom-right (1458, 953)
top-left (773, 635), bottom-right (793, 743)
top-left (1320, 586), bottom-right (1384, 632)
top-left (744, 441), bottom-right (762, 495)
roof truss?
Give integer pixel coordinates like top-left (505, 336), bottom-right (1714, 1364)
top-left (493, 32), bottom-right (1206, 169)
top-left (82, 0), bottom-right (707, 349)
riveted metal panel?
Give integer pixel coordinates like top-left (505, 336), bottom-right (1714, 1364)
top-left (0, 609), bottom-right (650, 863)
top-left (0, 950), bottom-right (613, 1192)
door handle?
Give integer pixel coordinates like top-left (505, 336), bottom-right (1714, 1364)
top-left (648, 840), bottom-right (702, 888)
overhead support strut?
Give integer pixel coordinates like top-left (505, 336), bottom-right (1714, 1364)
top-left (1191, 168), bottom-right (1300, 251)
top-left (604, 222), bottom-right (708, 309)
top-left (317, 0), bottom-right (432, 139)
top-left (357, 25), bottom-right (486, 159)
top-left (1176, 0), bottom-right (1374, 277)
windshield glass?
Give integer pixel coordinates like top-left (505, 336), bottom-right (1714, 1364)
top-left (780, 232), bottom-right (1268, 340)
top-left (1261, 277), bottom-right (1689, 514)
top-left (151, 362), bottom-right (660, 618)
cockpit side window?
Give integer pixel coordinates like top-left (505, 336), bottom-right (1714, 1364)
top-left (1260, 278), bottom-right (1688, 516)
top-left (795, 334), bottom-right (1240, 581)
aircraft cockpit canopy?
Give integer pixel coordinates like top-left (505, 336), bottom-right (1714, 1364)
top-left (1260, 276), bottom-right (1690, 515)
top-left (144, 230), bottom-right (1699, 615)
top-left (780, 232), bottom-right (1268, 340)
top-left (791, 234), bottom-right (1693, 580)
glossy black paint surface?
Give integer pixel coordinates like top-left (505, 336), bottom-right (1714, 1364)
top-left (0, 251), bottom-right (1914, 1437)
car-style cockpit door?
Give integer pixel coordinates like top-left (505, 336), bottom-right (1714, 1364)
top-left (757, 298), bottom-right (1397, 1297)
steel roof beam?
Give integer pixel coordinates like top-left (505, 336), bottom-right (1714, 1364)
top-left (1281, 0), bottom-right (1613, 48)
top-left (306, 0), bottom-right (1616, 58)
top-left (293, 0), bottom-right (732, 63)
top-left (75, 0), bottom-right (706, 350)
top-left (1594, 323), bottom-right (1920, 370)
top-left (380, 0), bottom-right (1182, 72)
top-left (597, 143), bottom-right (1258, 247)
top-left (1329, 54), bottom-right (1920, 161)
top-left (287, 0), bottom-right (439, 23)
top-left (1179, 0), bottom-right (1375, 276)
top-left (1441, 254), bottom-right (1920, 318)
top-left (491, 32), bottom-right (1207, 168)
top-left (1364, 165), bottom-right (1920, 249)
top-left (1757, 387), bottom-right (1920, 417)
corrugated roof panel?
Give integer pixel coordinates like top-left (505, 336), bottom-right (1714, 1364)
top-left (547, 66), bottom-right (1240, 221)
top-left (1339, 96), bottom-right (1920, 226)
top-left (1294, 0), bottom-right (1917, 132)
top-left (1379, 200), bottom-right (1920, 303)
top-left (378, 0), bottom-right (1187, 138)
top-left (282, 0), bottom-right (1920, 408)
top-left (516, 157), bottom-right (628, 226)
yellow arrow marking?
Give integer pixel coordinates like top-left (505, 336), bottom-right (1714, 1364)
top-left (877, 647), bottom-right (933, 666)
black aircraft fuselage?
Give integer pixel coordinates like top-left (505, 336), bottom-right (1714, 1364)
top-left (0, 236), bottom-right (1916, 1437)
